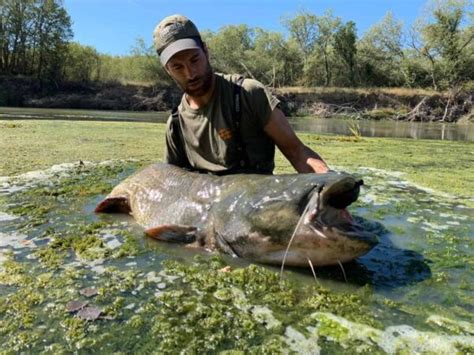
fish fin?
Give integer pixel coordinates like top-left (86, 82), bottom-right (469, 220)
top-left (214, 233), bottom-right (238, 257)
top-left (145, 225), bottom-right (197, 244)
top-left (95, 196), bottom-right (131, 214)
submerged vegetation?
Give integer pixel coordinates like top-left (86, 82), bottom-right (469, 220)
top-left (0, 155), bottom-right (472, 352)
top-left (0, 119), bottom-right (473, 351)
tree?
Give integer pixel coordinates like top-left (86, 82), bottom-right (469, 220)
top-left (32, 0), bottom-right (72, 83)
top-left (0, 0), bottom-right (35, 74)
top-left (204, 25), bottom-right (254, 75)
top-left (283, 10), bottom-right (342, 86)
top-left (410, 0), bottom-right (474, 89)
top-left (358, 11), bottom-right (405, 87)
top-left (63, 42), bottom-right (100, 82)
top-left (241, 28), bottom-right (302, 87)
top-left (282, 9), bottom-right (318, 65)
top-left (315, 10), bottom-right (341, 86)
top-left (0, 0), bottom-right (72, 84)
top-left (334, 21), bottom-right (357, 86)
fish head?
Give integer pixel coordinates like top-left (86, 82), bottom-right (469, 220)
top-left (244, 173), bottom-right (378, 267)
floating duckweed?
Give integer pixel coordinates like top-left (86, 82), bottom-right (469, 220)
top-left (316, 314), bottom-right (351, 342)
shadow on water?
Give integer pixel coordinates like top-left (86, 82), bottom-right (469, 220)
top-left (287, 216), bottom-right (432, 289)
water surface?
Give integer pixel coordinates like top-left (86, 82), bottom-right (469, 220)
top-left (1, 107), bottom-right (473, 142)
top-left (0, 161), bottom-right (472, 352)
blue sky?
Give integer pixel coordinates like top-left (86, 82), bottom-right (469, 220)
top-left (64, 0), bottom-right (429, 55)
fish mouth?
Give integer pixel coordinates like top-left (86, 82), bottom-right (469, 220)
top-left (303, 175), bottom-right (378, 246)
top-left (269, 174), bottom-right (379, 268)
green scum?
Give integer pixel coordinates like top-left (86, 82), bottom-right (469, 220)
top-left (0, 159), bottom-right (473, 353)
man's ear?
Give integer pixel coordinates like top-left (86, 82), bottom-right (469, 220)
top-left (202, 42), bottom-right (210, 58)
top-left (164, 63), bottom-right (172, 76)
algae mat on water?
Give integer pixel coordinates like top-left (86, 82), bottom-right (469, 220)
top-left (0, 158), bottom-right (473, 353)
top-left (1, 119), bottom-right (473, 207)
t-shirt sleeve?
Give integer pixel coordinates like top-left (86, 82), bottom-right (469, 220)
top-left (164, 115), bottom-right (190, 168)
top-left (242, 79), bottom-right (280, 127)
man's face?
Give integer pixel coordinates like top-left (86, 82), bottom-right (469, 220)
top-left (165, 47), bottom-right (213, 97)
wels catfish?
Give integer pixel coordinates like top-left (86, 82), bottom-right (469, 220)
top-left (95, 163), bottom-right (377, 267)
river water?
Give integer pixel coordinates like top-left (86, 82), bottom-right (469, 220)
top-left (1, 106), bottom-right (473, 142)
top-left (1, 107), bottom-right (473, 352)
top-left (0, 160), bottom-right (473, 353)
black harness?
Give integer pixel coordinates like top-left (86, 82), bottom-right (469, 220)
top-left (171, 76), bottom-right (260, 175)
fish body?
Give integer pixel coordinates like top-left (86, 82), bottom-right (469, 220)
top-left (95, 163), bottom-right (377, 267)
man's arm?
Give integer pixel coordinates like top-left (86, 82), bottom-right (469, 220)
top-left (263, 107), bottom-right (329, 174)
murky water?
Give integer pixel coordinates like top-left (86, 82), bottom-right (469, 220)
top-left (292, 118), bottom-right (474, 142)
top-left (0, 161), bottom-right (473, 352)
top-left (1, 107), bottom-right (473, 141)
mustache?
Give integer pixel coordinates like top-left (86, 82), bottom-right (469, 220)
top-left (187, 77), bottom-right (202, 86)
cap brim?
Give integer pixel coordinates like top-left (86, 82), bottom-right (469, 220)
top-left (160, 38), bottom-right (201, 65)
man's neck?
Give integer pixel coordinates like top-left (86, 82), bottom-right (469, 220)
top-left (185, 74), bottom-right (216, 110)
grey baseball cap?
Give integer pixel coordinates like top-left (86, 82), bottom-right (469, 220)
top-left (153, 15), bottom-right (202, 65)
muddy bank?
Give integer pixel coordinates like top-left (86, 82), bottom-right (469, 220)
top-left (0, 76), bottom-right (181, 111)
top-left (1, 75), bottom-right (472, 122)
top-left (277, 87), bottom-right (474, 123)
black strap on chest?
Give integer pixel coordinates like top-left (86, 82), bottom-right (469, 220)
top-left (231, 76), bottom-right (249, 169)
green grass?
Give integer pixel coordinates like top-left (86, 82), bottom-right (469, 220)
top-left (1, 119), bottom-right (472, 206)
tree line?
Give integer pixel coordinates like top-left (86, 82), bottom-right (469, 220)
top-left (1, 0), bottom-right (473, 90)
top-left (0, 0), bottom-right (72, 84)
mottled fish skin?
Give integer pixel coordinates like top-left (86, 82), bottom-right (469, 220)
top-left (96, 163), bottom-right (378, 267)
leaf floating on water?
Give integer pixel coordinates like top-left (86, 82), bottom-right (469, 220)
top-left (66, 300), bottom-right (88, 313)
top-left (77, 306), bottom-right (102, 321)
top-left (79, 287), bottom-right (98, 298)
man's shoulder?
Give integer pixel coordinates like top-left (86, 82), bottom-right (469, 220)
top-left (216, 73), bottom-right (268, 95)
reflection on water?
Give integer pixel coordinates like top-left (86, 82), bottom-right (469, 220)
top-left (291, 117), bottom-right (474, 142)
top-left (1, 107), bottom-right (473, 142)
top-left (0, 106), bottom-right (169, 123)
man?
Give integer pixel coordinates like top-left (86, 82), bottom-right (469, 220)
top-left (153, 14), bottom-right (330, 175)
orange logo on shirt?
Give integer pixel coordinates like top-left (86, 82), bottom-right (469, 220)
top-left (218, 128), bottom-right (233, 141)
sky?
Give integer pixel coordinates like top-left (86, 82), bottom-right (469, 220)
top-left (63, 0), bottom-right (429, 56)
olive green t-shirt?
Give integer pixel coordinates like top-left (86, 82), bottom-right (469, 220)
top-left (165, 73), bottom-right (280, 174)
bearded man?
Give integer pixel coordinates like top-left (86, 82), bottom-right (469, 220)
top-left (154, 15), bottom-right (330, 175)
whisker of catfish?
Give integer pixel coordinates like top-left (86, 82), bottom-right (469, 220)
top-left (337, 260), bottom-right (348, 283)
top-left (307, 257), bottom-right (320, 285)
top-left (280, 189), bottom-right (319, 279)
top-left (308, 224), bottom-right (328, 239)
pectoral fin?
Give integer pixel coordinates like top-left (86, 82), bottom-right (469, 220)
top-left (145, 225), bottom-right (197, 244)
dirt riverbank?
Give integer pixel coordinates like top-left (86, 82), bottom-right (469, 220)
top-left (1, 75), bottom-right (472, 122)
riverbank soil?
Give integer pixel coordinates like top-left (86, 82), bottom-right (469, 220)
top-left (1, 75), bottom-right (473, 122)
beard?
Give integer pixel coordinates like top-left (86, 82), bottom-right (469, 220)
top-left (177, 61), bottom-right (214, 97)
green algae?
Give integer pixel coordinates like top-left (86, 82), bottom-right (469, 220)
top-left (1, 119), bottom-right (473, 207)
top-left (0, 250), bottom-right (380, 353)
top-left (0, 143), bottom-right (473, 351)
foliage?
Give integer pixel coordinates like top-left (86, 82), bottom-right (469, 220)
top-left (414, 0), bottom-right (474, 89)
top-left (1, 0), bottom-right (473, 90)
top-left (357, 12), bottom-right (405, 87)
top-left (334, 21), bottom-right (358, 86)
top-left (63, 42), bottom-right (100, 82)
top-left (0, 0), bottom-right (72, 85)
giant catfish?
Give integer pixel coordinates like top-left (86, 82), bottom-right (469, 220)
top-left (95, 163), bottom-right (377, 267)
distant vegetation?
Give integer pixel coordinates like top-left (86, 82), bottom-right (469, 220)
top-left (0, 0), bottom-right (473, 91)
